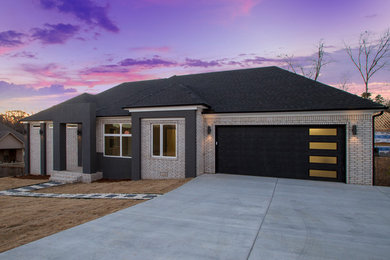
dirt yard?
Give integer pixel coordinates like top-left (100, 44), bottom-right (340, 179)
top-left (36, 178), bottom-right (192, 194)
top-left (0, 176), bottom-right (49, 190)
top-left (0, 177), bottom-right (191, 253)
top-left (375, 156), bottom-right (390, 186)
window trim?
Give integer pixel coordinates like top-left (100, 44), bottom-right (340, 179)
top-left (103, 123), bottom-right (132, 158)
top-left (151, 123), bottom-right (177, 159)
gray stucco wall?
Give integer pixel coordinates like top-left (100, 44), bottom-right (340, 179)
top-left (52, 103), bottom-right (96, 174)
top-left (96, 152), bottom-right (132, 179)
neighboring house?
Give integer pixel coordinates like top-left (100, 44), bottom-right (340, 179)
top-left (22, 66), bottom-right (386, 185)
top-left (0, 122), bottom-right (24, 163)
top-left (375, 111), bottom-right (390, 156)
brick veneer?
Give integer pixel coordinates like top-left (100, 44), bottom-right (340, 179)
top-left (29, 124), bottom-right (40, 175)
top-left (203, 111), bottom-right (376, 185)
top-left (46, 124), bottom-right (53, 175)
top-left (141, 118), bottom-right (185, 179)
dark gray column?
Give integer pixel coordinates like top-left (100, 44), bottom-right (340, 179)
top-left (50, 103), bottom-right (96, 174)
top-left (24, 123), bottom-right (30, 175)
top-left (40, 123), bottom-right (46, 175)
top-left (82, 113), bottom-right (96, 173)
top-left (77, 124), bottom-right (82, 167)
top-left (53, 122), bottom-right (66, 171)
top-left (184, 110), bottom-right (197, 178)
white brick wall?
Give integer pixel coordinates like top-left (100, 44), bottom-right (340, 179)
top-left (196, 109), bottom-right (205, 176)
top-left (66, 126), bottom-right (79, 171)
top-left (203, 111), bottom-right (376, 185)
top-left (141, 118), bottom-right (185, 179)
top-left (46, 124), bottom-right (53, 175)
top-left (29, 124), bottom-right (40, 175)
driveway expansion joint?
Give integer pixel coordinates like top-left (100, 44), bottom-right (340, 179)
top-left (246, 178), bottom-right (278, 260)
top-left (0, 181), bottom-right (161, 200)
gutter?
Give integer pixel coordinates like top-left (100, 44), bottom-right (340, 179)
top-left (372, 110), bottom-right (385, 186)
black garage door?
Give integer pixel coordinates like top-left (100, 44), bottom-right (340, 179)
top-left (216, 125), bottom-right (345, 182)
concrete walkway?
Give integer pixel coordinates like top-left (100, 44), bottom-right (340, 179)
top-left (2, 174), bottom-right (390, 259)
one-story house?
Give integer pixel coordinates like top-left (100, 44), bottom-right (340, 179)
top-left (0, 122), bottom-right (24, 163)
top-left (22, 66), bottom-right (386, 184)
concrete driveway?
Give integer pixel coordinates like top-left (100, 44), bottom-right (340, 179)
top-left (2, 174), bottom-right (390, 260)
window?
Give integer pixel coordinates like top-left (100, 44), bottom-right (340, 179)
top-left (104, 123), bottom-right (132, 157)
top-left (152, 124), bottom-right (176, 157)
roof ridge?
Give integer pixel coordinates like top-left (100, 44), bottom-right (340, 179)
top-left (126, 80), bottom-right (173, 107)
top-left (175, 82), bottom-right (209, 106)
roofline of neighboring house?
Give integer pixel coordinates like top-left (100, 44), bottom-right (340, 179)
top-left (0, 131), bottom-right (24, 144)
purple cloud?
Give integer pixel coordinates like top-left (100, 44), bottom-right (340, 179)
top-left (0, 30), bottom-right (25, 47)
top-left (36, 84), bottom-right (77, 95)
top-left (31, 23), bottom-right (79, 44)
top-left (119, 58), bottom-right (177, 67)
top-left (0, 81), bottom-right (76, 99)
top-left (243, 56), bottom-right (281, 65)
top-left (129, 46), bottom-right (171, 52)
top-left (9, 51), bottom-right (36, 59)
top-left (82, 57), bottom-right (177, 75)
top-left (82, 64), bottom-right (129, 75)
top-left (183, 58), bottom-right (221, 68)
top-left (40, 0), bottom-right (119, 32)
top-left (365, 14), bottom-right (377, 19)
top-left (21, 63), bottom-right (58, 75)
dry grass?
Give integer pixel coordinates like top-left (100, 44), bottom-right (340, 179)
top-left (36, 178), bottom-right (192, 194)
top-left (0, 197), bottom-right (140, 253)
top-left (0, 176), bottom-right (49, 191)
top-left (0, 177), bottom-right (192, 253)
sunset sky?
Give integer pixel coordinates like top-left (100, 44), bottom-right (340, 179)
top-left (0, 0), bottom-right (389, 114)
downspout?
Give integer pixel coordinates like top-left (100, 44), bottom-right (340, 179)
top-left (372, 110), bottom-right (384, 186)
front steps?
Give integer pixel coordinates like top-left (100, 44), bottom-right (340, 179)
top-left (50, 171), bottom-right (103, 183)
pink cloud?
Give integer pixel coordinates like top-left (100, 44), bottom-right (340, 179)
top-left (21, 63), bottom-right (62, 78)
top-left (230, 0), bottom-right (262, 17)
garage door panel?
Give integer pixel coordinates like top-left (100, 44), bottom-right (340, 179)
top-left (216, 125), bottom-right (345, 182)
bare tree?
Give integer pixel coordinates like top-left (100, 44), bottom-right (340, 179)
top-left (338, 76), bottom-right (350, 92)
top-left (344, 29), bottom-right (390, 97)
top-left (280, 39), bottom-right (330, 81)
top-left (312, 39), bottom-right (328, 81)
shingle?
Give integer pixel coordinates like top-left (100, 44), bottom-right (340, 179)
top-left (23, 66), bottom-right (386, 121)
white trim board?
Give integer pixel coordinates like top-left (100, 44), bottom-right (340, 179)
top-left (203, 109), bottom-right (383, 119)
top-left (125, 105), bottom-right (207, 113)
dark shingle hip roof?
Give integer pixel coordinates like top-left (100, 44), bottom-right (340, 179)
top-left (24, 66), bottom-right (386, 121)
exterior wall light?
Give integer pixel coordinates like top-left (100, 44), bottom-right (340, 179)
top-left (352, 125), bottom-right (357, 135)
top-left (77, 129), bottom-right (82, 136)
top-left (207, 126), bottom-right (212, 135)
top-left (39, 129), bottom-right (44, 135)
